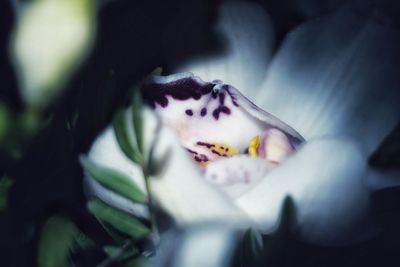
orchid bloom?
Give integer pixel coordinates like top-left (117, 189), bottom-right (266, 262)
top-left (85, 1), bottom-right (400, 245)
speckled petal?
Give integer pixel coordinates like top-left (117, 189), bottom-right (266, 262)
top-left (141, 73), bottom-right (304, 163)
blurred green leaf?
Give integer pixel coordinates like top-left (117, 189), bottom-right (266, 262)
top-left (80, 156), bottom-right (146, 203)
top-left (37, 216), bottom-right (78, 267)
top-left (0, 103), bottom-right (11, 143)
top-left (146, 135), bottom-right (170, 176)
top-left (132, 91), bottom-right (144, 154)
top-left (113, 109), bottom-right (142, 163)
top-left (241, 228), bottom-right (264, 264)
top-left (11, 0), bottom-right (96, 108)
top-left (88, 198), bottom-right (150, 239)
top-left (104, 245), bottom-right (139, 262)
top-left (125, 256), bottom-right (149, 267)
top-left (151, 67), bottom-right (163, 75)
top-left (99, 220), bottom-right (127, 244)
top-left (18, 109), bottom-right (41, 138)
top-left (261, 196), bottom-right (297, 264)
top-left (276, 196), bottom-right (297, 235)
top-left (0, 176), bottom-right (13, 211)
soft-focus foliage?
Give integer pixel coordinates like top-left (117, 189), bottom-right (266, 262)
top-left (37, 216), bottom-right (78, 267)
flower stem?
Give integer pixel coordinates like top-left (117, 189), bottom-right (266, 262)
top-left (142, 162), bottom-right (160, 244)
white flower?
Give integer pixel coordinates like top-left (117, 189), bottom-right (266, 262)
top-left (85, 1), bottom-right (400, 245)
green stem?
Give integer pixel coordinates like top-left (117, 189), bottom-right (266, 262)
top-left (142, 162), bottom-right (159, 243)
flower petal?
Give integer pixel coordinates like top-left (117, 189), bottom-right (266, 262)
top-left (257, 8), bottom-right (400, 154)
top-left (87, 108), bottom-right (248, 225)
top-left (149, 123), bottom-right (249, 225)
top-left (171, 1), bottom-right (274, 99)
top-left (204, 155), bottom-right (274, 198)
top-left (141, 73), bottom-right (304, 158)
top-left (236, 137), bottom-right (373, 244)
top-left (155, 223), bottom-right (239, 267)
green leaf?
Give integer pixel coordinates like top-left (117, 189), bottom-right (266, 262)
top-left (0, 103), bottom-right (11, 143)
top-left (151, 67), bottom-right (163, 75)
top-left (37, 216), bottom-right (78, 267)
top-left (103, 245), bottom-right (139, 262)
top-left (241, 228), bottom-right (264, 263)
top-left (125, 256), bottom-right (149, 267)
top-left (88, 198), bottom-right (150, 239)
top-left (146, 136), bottom-right (169, 176)
top-left (276, 196), bottom-right (297, 235)
top-left (0, 176), bottom-right (13, 211)
top-left (80, 156), bottom-right (146, 204)
top-left (113, 109), bottom-right (142, 163)
top-left (132, 91), bottom-right (144, 154)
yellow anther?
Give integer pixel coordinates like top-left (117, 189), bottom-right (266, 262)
top-left (248, 135), bottom-right (260, 157)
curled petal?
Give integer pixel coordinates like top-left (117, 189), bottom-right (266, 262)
top-left (141, 73), bottom-right (304, 158)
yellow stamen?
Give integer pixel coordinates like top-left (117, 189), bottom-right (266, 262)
top-left (248, 135), bottom-right (260, 157)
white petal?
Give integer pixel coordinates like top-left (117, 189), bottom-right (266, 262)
top-left (150, 124), bottom-right (249, 225)
top-left (204, 155), bottom-right (274, 198)
top-left (87, 108), bottom-right (248, 225)
top-left (236, 137), bottom-right (372, 244)
top-left (155, 223), bottom-right (239, 267)
top-left (172, 1), bottom-right (274, 100)
top-left (257, 9), bottom-right (400, 154)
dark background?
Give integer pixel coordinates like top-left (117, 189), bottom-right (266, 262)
top-left (1, 0), bottom-right (399, 266)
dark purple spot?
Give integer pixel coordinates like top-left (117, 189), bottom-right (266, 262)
top-left (200, 108), bottom-right (207, 116)
top-left (185, 109), bottom-right (193, 116)
top-left (211, 149), bottom-right (222, 156)
top-left (212, 106), bottom-right (231, 120)
top-left (141, 77), bottom-right (214, 108)
top-left (197, 141), bottom-right (215, 149)
top-left (194, 154), bottom-right (209, 162)
top-left (225, 148), bottom-right (229, 152)
top-left (220, 146), bottom-right (224, 149)
top-left (220, 106), bottom-right (231, 114)
top-left (218, 92), bottom-right (225, 105)
top-left (212, 109), bottom-right (220, 120)
top-left (186, 148), bottom-right (198, 154)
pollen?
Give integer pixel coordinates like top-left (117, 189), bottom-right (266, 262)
top-left (248, 135), bottom-right (260, 157)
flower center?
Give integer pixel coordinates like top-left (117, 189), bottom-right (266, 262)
top-left (186, 127), bottom-right (294, 170)
top-left (140, 73), bottom-right (304, 197)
